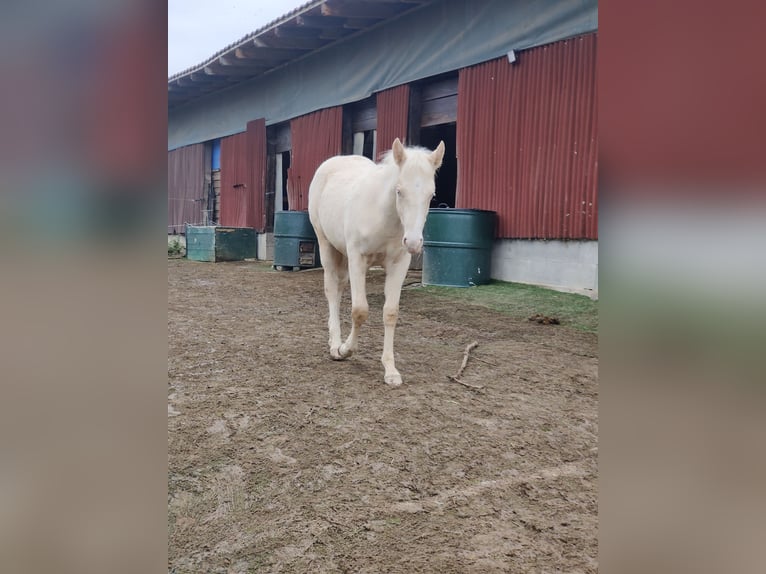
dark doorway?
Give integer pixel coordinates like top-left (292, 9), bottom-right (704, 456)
top-left (361, 130), bottom-right (375, 160)
top-left (421, 122), bottom-right (457, 208)
top-left (281, 151), bottom-right (291, 211)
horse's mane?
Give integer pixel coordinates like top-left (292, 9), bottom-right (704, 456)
top-left (379, 145), bottom-right (436, 168)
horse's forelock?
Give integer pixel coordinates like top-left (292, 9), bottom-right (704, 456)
top-left (380, 145), bottom-right (437, 170)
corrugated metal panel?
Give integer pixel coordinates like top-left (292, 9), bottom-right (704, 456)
top-left (287, 107), bottom-right (343, 211)
top-left (247, 118), bottom-right (267, 232)
top-left (376, 84), bottom-right (410, 158)
top-left (219, 120), bottom-right (267, 229)
top-left (168, 143), bottom-right (206, 233)
top-left (457, 33), bottom-right (598, 240)
top-left (219, 132), bottom-right (249, 227)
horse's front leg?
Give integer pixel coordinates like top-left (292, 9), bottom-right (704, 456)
top-left (381, 253), bottom-right (411, 386)
top-left (339, 252), bottom-right (369, 358)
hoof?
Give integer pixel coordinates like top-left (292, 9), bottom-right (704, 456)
top-left (330, 345), bottom-right (352, 361)
top-left (384, 373), bottom-right (403, 387)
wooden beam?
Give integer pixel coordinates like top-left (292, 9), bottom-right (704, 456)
top-left (349, 96), bottom-right (377, 132)
top-left (189, 72), bottom-right (217, 84)
top-left (235, 46), bottom-right (309, 61)
top-left (247, 44), bottom-right (311, 59)
top-left (422, 76), bottom-right (459, 100)
top-left (321, 1), bottom-right (405, 19)
top-left (420, 94), bottom-right (458, 127)
top-left (296, 14), bottom-right (347, 28)
top-left (274, 24), bottom-right (320, 38)
top-left (174, 77), bottom-right (197, 88)
top-left (173, 73), bottom-right (222, 88)
top-left (253, 33), bottom-right (328, 50)
top-left (171, 84), bottom-right (217, 100)
top-left (217, 55), bottom-right (264, 68)
top-left (205, 64), bottom-right (266, 77)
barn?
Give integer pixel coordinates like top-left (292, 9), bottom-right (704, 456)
top-left (168, 0), bottom-right (598, 296)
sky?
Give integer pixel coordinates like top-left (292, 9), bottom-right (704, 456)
top-left (168, 0), bottom-right (310, 77)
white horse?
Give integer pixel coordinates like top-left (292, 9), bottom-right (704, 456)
top-left (308, 138), bottom-right (445, 386)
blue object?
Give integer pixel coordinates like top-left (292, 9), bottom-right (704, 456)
top-left (211, 139), bottom-right (221, 170)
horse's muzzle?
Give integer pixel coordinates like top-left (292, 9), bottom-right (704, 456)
top-left (403, 235), bottom-right (423, 254)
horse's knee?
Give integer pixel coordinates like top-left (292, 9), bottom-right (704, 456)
top-left (383, 305), bottom-right (398, 326)
top-left (351, 304), bottom-right (368, 325)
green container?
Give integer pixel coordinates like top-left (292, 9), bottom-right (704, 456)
top-left (185, 225), bottom-right (256, 262)
top-left (422, 209), bottom-right (496, 287)
top-left (273, 211), bottom-right (320, 270)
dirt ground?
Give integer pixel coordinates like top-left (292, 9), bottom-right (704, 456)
top-left (168, 259), bottom-right (598, 573)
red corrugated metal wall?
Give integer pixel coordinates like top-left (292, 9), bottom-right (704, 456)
top-left (220, 132), bottom-right (249, 227)
top-left (247, 118), bottom-right (267, 232)
top-left (376, 84), bottom-right (410, 159)
top-left (168, 143), bottom-right (206, 233)
top-left (219, 119), bottom-right (267, 229)
top-left (457, 33), bottom-right (598, 239)
top-left (288, 107), bottom-right (343, 211)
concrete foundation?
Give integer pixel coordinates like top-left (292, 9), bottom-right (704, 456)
top-left (171, 234), bottom-right (597, 297)
top-left (257, 232), bottom-right (275, 261)
top-left (491, 239), bottom-right (598, 298)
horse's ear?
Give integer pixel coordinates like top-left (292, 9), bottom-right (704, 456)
top-left (431, 141), bottom-right (445, 169)
top-left (392, 138), bottom-right (406, 166)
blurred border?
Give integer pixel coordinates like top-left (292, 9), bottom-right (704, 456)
top-left (2, 0), bottom-right (765, 572)
top-left (0, 1), bottom-right (168, 573)
top-left (600, 1), bottom-right (766, 572)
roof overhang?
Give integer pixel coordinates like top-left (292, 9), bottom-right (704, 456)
top-left (168, 0), bottom-right (433, 110)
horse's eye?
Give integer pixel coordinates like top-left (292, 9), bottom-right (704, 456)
top-left (396, 187), bottom-right (402, 196)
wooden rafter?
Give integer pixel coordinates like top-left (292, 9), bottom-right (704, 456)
top-left (234, 46), bottom-right (309, 61)
top-left (321, 1), bottom-right (406, 19)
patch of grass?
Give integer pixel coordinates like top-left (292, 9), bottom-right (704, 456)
top-left (419, 280), bottom-right (598, 333)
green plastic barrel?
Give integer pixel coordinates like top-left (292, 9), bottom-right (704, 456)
top-left (422, 209), bottom-right (496, 287)
top-left (273, 211), bottom-right (320, 270)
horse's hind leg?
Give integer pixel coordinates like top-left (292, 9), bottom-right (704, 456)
top-left (316, 236), bottom-right (349, 360)
top-left (381, 254), bottom-right (411, 386)
top-left (339, 252), bottom-right (369, 359)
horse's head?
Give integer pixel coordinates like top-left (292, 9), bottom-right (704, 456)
top-left (391, 138), bottom-right (445, 254)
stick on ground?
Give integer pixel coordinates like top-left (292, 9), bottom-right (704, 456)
top-left (447, 341), bottom-right (484, 390)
